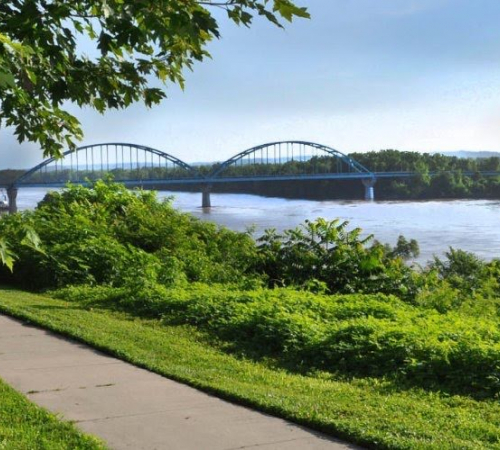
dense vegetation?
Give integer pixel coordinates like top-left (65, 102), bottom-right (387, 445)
top-left (352, 149), bottom-right (500, 172)
top-left (0, 181), bottom-right (499, 391)
top-left (1, 181), bottom-right (500, 446)
top-left (201, 150), bottom-right (500, 200)
top-left (54, 283), bottom-right (500, 398)
top-left (0, 180), bottom-right (422, 293)
top-left (218, 150), bottom-right (500, 200)
top-left (208, 150), bottom-right (500, 200)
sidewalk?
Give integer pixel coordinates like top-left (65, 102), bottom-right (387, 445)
top-left (0, 314), bottom-right (358, 450)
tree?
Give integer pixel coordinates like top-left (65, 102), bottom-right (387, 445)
top-left (390, 235), bottom-right (420, 260)
top-left (0, 0), bottom-right (308, 157)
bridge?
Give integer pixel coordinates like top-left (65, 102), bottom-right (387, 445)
top-left (2, 141), bottom-right (499, 213)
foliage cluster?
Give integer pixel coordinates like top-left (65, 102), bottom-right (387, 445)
top-left (0, 181), bottom-right (427, 299)
top-left (55, 283), bottom-right (500, 398)
top-left (1, 181), bottom-right (499, 303)
top-left (199, 148), bottom-right (500, 180)
top-left (183, 149), bottom-right (500, 200)
top-left (0, 0), bottom-right (308, 157)
top-left (0, 181), bottom-right (257, 289)
top-left (256, 218), bottom-right (421, 300)
top-left (352, 149), bottom-right (500, 173)
top-left (138, 149), bottom-right (500, 201)
top-left (22, 149), bottom-right (500, 202)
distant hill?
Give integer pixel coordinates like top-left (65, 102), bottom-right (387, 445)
top-left (433, 151), bottom-right (500, 159)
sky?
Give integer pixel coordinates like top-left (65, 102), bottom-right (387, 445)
top-left (3, 0), bottom-right (500, 168)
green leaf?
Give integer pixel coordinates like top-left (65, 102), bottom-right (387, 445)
top-left (0, 70), bottom-right (16, 88)
top-left (21, 226), bottom-right (45, 255)
top-left (273, 0), bottom-right (310, 21)
top-left (0, 239), bottom-right (16, 272)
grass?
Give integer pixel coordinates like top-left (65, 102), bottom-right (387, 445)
top-left (1, 286), bottom-right (500, 449)
top-left (0, 377), bottom-right (106, 449)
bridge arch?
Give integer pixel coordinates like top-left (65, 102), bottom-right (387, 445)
top-left (13, 142), bottom-right (198, 187)
top-left (208, 141), bottom-right (374, 179)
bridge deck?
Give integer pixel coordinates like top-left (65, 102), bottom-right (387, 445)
top-left (6, 170), bottom-right (500, 189)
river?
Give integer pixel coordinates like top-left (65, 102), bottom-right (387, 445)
top-left (9, 187), bottom-right (500, 265)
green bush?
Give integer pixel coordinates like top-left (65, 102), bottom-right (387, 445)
top-left (56, 282), bottom-right (500, 397)
top-left (166, 286), bottom-right (500, 396)
top-left (0, 181), bottom-right (258, 289)
top-left (256, 218), bottom-right (422, 300)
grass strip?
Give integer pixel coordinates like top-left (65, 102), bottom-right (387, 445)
top-left (0, 377), bottom-right (106, 450)
top-left (1, 286), bottom-right (499, 449)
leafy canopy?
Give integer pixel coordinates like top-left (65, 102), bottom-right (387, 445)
top-left (0, 0), bottom-right (308, 157)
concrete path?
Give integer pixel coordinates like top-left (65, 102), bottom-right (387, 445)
top-left (0, 314), bottom-right (358, 450)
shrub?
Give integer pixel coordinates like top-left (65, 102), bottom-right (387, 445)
top-left (256, 218), bottom-right (422, 300)
top-left (0, 181), bottom-right (259, 289)
top-left (55, 282), bottom-right (500, 397)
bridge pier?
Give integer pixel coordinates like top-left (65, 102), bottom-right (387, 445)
top-left (7, 186), bottom-right (18, 214)
top-left (202, 185), bottom-right (211, 208)
top-left (362, 178), bottom-right (376, 201)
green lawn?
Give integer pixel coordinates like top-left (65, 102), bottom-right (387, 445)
top-left (1, 286), bottom-right (500, 449)
top-left (0, 377), bottom-right (106, 450)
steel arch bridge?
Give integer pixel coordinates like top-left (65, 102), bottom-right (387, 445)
top-left (4, 141), bottom-right (377, 212)
top-left (3, 139), bottom-right (500, 213)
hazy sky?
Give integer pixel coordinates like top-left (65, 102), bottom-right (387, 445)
top-left (3, 0), bottom-right (500, 168)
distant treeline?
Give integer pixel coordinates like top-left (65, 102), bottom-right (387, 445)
top-left (351, 150), bottom-right (500, 199)
top-left (351, 149), bottom-right (500, 172)
top-left (166, 150), bottom-right (500, 200)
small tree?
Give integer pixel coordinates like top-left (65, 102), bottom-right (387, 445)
top-left (390, 235), bottom-right (420, 260)
top-left (256, 218), bottom-right (418, 299)
top-left (430, 248), bottom-right (487, 294)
